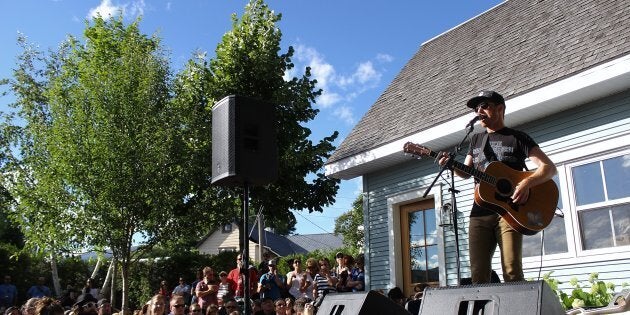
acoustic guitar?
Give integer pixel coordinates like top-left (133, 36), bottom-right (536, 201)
top-left (403, 142), bottom-right (558, 235)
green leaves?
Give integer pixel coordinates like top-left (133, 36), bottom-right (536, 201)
top-left (542, 272), bottom-right (628, 309)
top-left (334, 195), bottom-right (364, 251)
top-left (2, 2), bottom-right (341, 302)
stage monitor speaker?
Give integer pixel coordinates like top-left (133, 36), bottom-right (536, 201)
top-left (417, 280), bottom-right (565, 315)
top-left (211, 95), bottom-right (277, 186)
top-left (317, 291), bottom-right (409, 315)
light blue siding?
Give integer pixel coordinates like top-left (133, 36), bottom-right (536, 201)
top-left (362, 90), bottom-right (630, 293)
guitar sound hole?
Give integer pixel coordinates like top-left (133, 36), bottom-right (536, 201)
top-left (496, 179), bottom-right (513, 196)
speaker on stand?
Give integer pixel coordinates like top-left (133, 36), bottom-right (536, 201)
top-left (211, 95), bottom-right (278, 315)
top-left (211, 94), bottom-right (277, 186)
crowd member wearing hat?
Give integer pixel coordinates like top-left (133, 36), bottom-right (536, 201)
top-left (439, 90), bottom-right (556, 284)
top-left (257, 260), bottom-right (284, 301)
top-left (73, 293), bottom-right (98, 315)
top-left (332, 252), bottom-right (344, 277)
top-left (74, 294), bottom-right (97, 308)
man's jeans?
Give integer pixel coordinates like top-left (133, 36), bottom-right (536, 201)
top-left (468, 214), bottom-right (524, 283)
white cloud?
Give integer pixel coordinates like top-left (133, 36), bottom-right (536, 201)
top-left (355, 61), bottom-right (380, 84)
top-left (88, 0), bottom-right (118, 19)
top-left (289, 44), bottom-right (393, 126)
top-left (87, 0), bottom-right (145, 20)
top-left (318, 92), bottom-right (342, 108)
top-left (128, 0), bottom-right (145, 17)
top-left (376, 53), bottom-right (394, 63)
top-left (333, 105), bottom-right (355, 125)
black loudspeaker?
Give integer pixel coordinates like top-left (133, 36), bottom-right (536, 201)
top-left (211, 95), bottom-right (277, 186)
top-left (418, 280), bottom-right (565, 315)
top-left (317, 291), bottom-right (409, 315)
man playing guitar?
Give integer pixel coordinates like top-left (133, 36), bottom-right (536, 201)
top-left (438, 90), bottom-right (557, 284)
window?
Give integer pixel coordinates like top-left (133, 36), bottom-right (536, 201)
top-left (573, 153), bottom-right (630, 250)
top-left (523, 175), bottom-right (568, 257)
top-left (218, 247), bottom-right (237, 253)
top-left (523, 151), bottom-right (630, 258)
top-left (221, 224), bottom-right (233, 233)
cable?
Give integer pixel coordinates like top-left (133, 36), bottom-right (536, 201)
top-left (538, 228), bottom-right (545, 281)
top-left (294, 210), bottom-right (334, 234)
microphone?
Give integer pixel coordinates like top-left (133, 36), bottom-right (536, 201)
top-left (466, 115), bottom-right (483, 129)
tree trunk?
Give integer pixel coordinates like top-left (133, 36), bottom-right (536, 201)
top-left (101, 260), bottom-right (115, 300)
top-left (91, 257), bottom-right (103, 280)
top-left (110, 259), bottom-right (117, 308)
top-left (50, 254), bottom-right (61, 297)
top-left (121, 260), bottom-right (129, 313)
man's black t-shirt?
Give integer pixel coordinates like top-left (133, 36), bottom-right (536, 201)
top-left (466, 127), bottom-right (538, 216)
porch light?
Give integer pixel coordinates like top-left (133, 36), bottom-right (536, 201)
top-left (439, 203), bottom-right (453, 227)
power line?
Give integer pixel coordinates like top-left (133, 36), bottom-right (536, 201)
top-left (294, 210), bottom-right (334, 234)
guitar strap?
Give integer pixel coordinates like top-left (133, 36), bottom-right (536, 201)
top-left (480, 132), bottom-right (498, 162)
top-left (481, 132), bottom-right (530, 171)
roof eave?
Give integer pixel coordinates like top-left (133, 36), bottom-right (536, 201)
top-left (325, 54), bottom-right (630, 180)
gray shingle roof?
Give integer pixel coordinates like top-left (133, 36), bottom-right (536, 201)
top-left (248, 223), bottom-right (344, 256)
top-left (286, 233), bottom-right (344, 253)
top-left (327, 0), bottom-right (630, 164)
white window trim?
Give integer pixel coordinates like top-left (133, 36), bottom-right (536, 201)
top-left (565, 149), bottom-right (630, 257)
top-left (386, 184), bottom-right (444, 289)
top-left (519, 141), bottom-right (630, 270)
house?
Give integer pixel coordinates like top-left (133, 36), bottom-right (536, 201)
top-left (324, 0), bottom-right (630, 299)
top-left (197, 222), bottom-right (344, 261)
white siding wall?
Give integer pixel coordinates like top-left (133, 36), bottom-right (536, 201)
top-left (197, 223), bottom-right (261, 261)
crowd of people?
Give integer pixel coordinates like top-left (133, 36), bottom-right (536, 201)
top-left (0, 275), bottom-right (113, 315)
top-left (179, 251), bottom-right (366, 315)
top-left (0, 252), bottom-right (366, 315)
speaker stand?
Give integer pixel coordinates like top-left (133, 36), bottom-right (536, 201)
top-left (241, 183), bottom-right (251, 315)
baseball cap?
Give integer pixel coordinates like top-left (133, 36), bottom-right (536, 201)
top-left (466, 90), bottom-right (505, 109)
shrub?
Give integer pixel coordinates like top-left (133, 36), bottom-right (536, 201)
top-left (542, 272), bottom-right (629, 310)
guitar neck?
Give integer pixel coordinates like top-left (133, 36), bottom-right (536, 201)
top-left (426, 150), bottom-right (495, 184)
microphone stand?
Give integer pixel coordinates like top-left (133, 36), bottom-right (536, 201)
top-left (423, 124), bottom-right (475, 286)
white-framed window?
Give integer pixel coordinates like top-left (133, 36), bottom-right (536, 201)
top-left (523, 149), bottom-right (630, 261)
top-left (569, 151), bottom-right (630, 252)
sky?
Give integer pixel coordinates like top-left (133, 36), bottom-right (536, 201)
top-left (0, 0), bottom-right (504, 235)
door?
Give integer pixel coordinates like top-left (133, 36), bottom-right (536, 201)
top-left (400, 199), bottom-right (439, 298)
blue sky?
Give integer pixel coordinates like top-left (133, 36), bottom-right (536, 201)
top-left (1, 0), bottom-right (503, 235)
